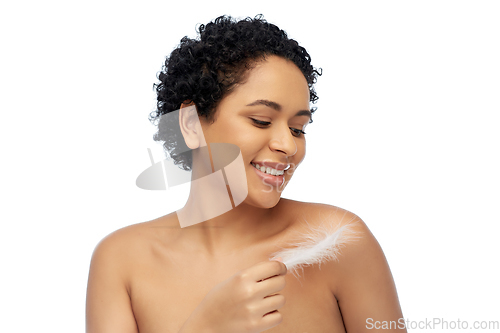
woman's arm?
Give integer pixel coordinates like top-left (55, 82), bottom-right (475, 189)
top-left (333, 215), bottom-right (407, 332)
top-left (86, 233), bottom-right (139, 333)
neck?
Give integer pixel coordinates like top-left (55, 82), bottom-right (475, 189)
top-left (176, 194), bottom-right (289, 257)
top-left (174, 147), bottom-right (290, 256)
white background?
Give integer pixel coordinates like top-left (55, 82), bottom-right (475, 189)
top-left (1, 0), bottom-right (499, 331)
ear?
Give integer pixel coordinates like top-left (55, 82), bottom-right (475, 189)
top-left (179, 102), bottom-right (205, 149)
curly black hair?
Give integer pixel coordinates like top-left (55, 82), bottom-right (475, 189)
top-left (148, 15), bottom-right (322, 171)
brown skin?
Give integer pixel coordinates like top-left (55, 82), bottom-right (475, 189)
top-left (86, 56), bottom-right (406, 332)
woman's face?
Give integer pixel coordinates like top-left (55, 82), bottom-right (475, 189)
top-left (199, 55), bottom-right (311, 208)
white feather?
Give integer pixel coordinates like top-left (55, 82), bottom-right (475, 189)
top-left (269, 220), bottom-right (359, 277)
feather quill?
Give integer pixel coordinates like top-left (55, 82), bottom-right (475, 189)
top-left (269, 220), bottom-right (359, 278)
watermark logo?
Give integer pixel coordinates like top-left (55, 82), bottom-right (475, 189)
top-left (136, 105), bottom-right (248, 227)
top-left (366, 317), bottom-right (499, 330)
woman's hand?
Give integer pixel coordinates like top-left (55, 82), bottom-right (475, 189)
top-left (179, 259), bottom-right (287, 333)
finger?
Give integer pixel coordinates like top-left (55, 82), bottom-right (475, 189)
top-left (250, 294), bottom-right (285, 326)
top-left (260, 294), bottom-right (286, 314)
top-left (254, 275), bottom-right (286, 298)
top-left (247, 260), bottom-right (287, 282)
top-left (259, 308), bottom-right (284, 330)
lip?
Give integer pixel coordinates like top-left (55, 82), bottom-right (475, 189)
top-left (251, 163), bottom-right (286, 187)
top-left (251, 160), bottom-right (290, 171)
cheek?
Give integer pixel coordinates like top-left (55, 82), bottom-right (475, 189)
top-left (238, 139), bottom-right (265, 164)
top-left (225, 127), bottom-right (263, 153)
top-left (203, 121), bottom-right (242, 143)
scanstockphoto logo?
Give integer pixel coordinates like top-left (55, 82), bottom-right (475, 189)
top-left (136, 105), bottom-right (249, 228)
top-left (366, 317), bottom-right (499, 330)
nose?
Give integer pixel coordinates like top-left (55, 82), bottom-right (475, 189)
top-left (268, 124), bottom-right (297, 157)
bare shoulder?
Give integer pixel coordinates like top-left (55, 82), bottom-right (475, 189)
top-left (283, 200), bottom-right (384, 268)
top-left (86, 214), bottom-right (179, 332)
top-left (278, 200), bottom-right (405, 331)
top-left (279, 198), bottom-right (367, 235)
top-left (91, 224), bottom-right (142, 270)
top-left (90, 213), bottom-right (180, 282)
top-left (279, 198), bottom-right (383, 277)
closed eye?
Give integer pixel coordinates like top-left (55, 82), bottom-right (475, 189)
top-left (251, 118), bottom-right (306, 137)
top-left (250, 118), bottom-right (271, 127)
top-left (290, 128), bottom-right (306, 137)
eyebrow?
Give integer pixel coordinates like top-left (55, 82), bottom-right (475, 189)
top-left (245, 99), bottom-right (312, 119)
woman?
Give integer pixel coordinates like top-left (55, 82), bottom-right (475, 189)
top-left (86, 15), bottom-right (406, 333)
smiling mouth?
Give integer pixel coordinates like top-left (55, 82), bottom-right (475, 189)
top-left (251, 163), bottom-right (285, 176)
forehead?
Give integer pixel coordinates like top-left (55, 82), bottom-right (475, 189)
top-left (219, 56), bottom-right (311, 112)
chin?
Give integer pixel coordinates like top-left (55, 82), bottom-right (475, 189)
top-left (242, 188), bottom-right (283, 209)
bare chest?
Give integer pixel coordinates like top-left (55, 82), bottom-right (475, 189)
top-left (129, 256), bottom-right (346, 333)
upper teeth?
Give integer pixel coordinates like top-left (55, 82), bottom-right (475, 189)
top-left (252, 163), bottom-right (284, 176)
